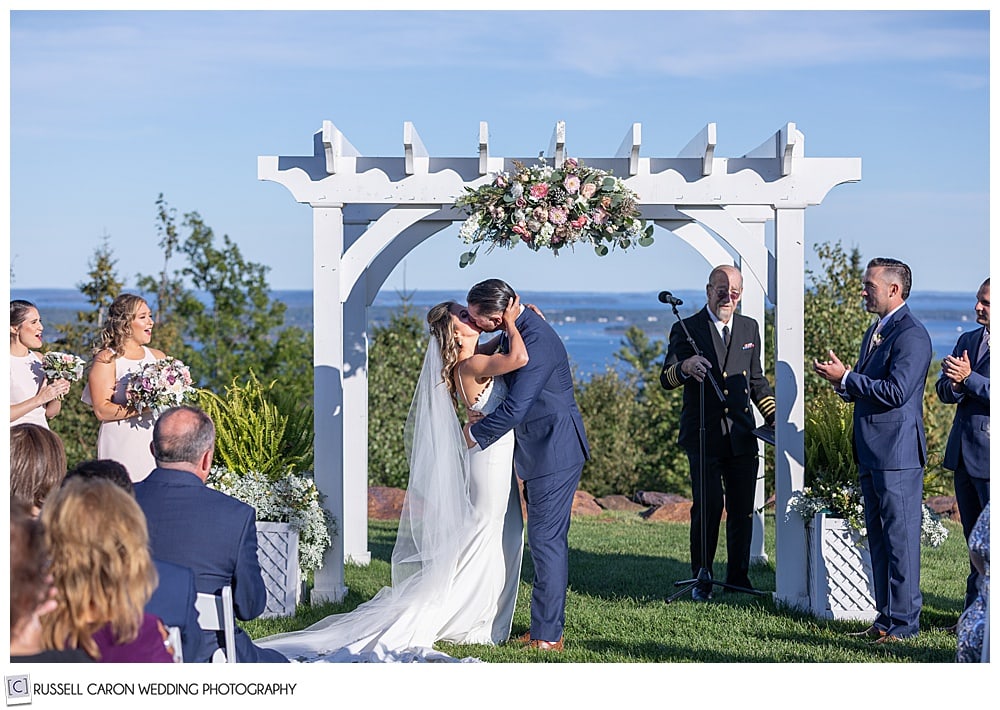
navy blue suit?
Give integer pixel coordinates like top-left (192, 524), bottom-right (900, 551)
top-left (135, 467), bottom-right (288, 662)
top-left (842, 304), bottom-right (932, 638)
top-left (148, 558), bottom-right (204, 663)
top-left (935, 326), bottom-right (990, 608)
top-left (470, 307), bottom-right (590, 642)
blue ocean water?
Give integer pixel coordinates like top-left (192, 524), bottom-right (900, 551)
top-left (11, 288), bottom-right (978, 378)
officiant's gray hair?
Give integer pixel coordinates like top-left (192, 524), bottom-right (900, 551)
top-left (467, 279), bottom-right (515, 316)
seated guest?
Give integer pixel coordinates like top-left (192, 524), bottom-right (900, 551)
top-left (40, 477), bottom-right (175, 662)
top-left (9, 499), bottom-right (91, 662)
top-left (10, 423), bottom-right (67, 516)
top-left (64, 459), bottom-right (204, 663)
top-left (135, 405), bottom-right (288, 663)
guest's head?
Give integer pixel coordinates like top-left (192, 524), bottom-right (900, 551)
top-left (9, 498), bottom-right (58, 656)
top-left (466, 279), bottom-right (516, 333)
top-left (706, 265), bottom-right (744, 324)
top-left (863, 257), bottom-right (912, 317)
top-left (94, 293), bottom-right (153, 356)
top-left (40, 477), bottom-right (157, 659)
top-left (64, 459), bottom-right (134, 496)
top-left (151, 405), bottom-right (215, 480)
top-left (10, 300), bottom-right (43, 353)
top-left (10, 423), bottom-right (67, 515)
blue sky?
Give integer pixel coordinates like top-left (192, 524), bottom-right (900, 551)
top-left (6, 8), bottom-right (991, 300)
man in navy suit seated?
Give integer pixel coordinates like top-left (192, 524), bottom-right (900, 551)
top-left (135, 406), bottom-right (288, 663)
top-left (936, 277), bottom-right (990, 626)
top-left (814, 257), bottom-right (933, 643)
top-left (63, 459), bottom-right (204, 663)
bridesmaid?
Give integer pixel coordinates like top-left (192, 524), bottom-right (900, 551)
top-left (10, 300), bottom-right (70, 428)
top-left (82, 294), bottom-right (166, 482)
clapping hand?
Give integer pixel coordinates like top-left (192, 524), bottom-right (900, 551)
top-left (941, 350), bottom-right (973, 386)
top-left (40, 379), bottom-right (71, 403)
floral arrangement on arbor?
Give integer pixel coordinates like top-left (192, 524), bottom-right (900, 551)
top-left (454, 158), bottom-right (653, 267)
top-left (208, 467), bottom-right (336, 575)
top-left (124, 357), bottom-right (195, 416)
top-left (41, 351), bottom-right (86, 383)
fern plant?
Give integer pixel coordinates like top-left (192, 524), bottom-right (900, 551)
top-left (198, 370), bottom-right (313, 480)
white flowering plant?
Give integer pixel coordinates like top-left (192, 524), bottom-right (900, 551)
top-left (207, 467), bottom-right (336, 576)
top-left (454, 158), bottom-right (653, 267)
top-left (124, 357), bottom-right (195, 416)
top-left (41, 351), bottom-right (86, 383)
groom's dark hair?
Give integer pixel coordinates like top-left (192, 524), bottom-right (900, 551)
top-left (467, 279), bottom-right (515, 316)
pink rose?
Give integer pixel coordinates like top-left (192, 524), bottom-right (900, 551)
top-left (592, 208), bottom-right (608, 225)
top-left (563, 175), bottom-right (581, 194)
top-left (529, 183), bottom-right (549, 199)
top-left (548, 206), bottom-right (568, 225)
top-left (580, 182), bottom-right (597, 199)
top-left (571, 215), bottom-right (588, 229)
top-left (515, 197), bottom-right (527, 208)
top-left (512, 224), bottom-right (529, 238)
top-left (564, 158), bottom-right (579, 168)
top-left (494, 174), bottom-right (508, 188)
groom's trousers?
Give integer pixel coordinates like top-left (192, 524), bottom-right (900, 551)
top-left (521, 463), bottom-right (583, 643)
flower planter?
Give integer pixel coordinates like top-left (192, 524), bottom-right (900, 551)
top-left (255, 521), bottom-right (302, 618)
top-left (806, 512), bottom-right (877, 621)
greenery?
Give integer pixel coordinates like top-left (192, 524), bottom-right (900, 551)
top-left (243, 513), bottom-right (966, 663)
top-left (197, 371), bottom-right (313, 479)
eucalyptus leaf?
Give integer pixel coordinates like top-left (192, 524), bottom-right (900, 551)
top-left (638, 235), bottom-right (655, 247)
top-left (459, 251), bottom-right (476, 268)
top-left (595, 244), bottom-right (609, 256)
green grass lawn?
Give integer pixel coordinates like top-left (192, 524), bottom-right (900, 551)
top-left (244, 512), bottom-right (968, 663)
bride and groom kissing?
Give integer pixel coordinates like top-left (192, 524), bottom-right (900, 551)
top-left (258, 278), bottom-right (590, 662)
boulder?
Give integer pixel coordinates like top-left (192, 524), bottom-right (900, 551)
top-left (572, 489), bottom-right (603, 517)
top-left (368, 486), bottom-right (405, 521)
top-left (595, 494), bottom-right (645, 513)
top-left (641, 495), bottom-right (692, 522)
top-left (925, 495), bottom-right (960, 522)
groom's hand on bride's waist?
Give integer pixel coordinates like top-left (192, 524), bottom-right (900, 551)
top-left (463, 422), bottom-right (478, 449)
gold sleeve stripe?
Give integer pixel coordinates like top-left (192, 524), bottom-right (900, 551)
top-left (664, 363), bottom-right (683, 388)
top-left (758, 396), bottom-right (776, 416)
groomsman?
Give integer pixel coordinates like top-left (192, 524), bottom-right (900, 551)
top-left (936, 278), bottom-right (990, 619)
top-left (814, 257), bottom-right (932, 642)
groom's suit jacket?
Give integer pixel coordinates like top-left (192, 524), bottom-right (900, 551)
top-left (470, 307), bottom-right (590, 478)
top-left (935, 326), bottom-right (990, 478)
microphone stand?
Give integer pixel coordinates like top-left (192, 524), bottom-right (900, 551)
top-left (663, 300), bottom-right (766, 603)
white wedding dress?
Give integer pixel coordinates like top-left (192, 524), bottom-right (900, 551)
top-left (256, 340), bottom-right (523, 662)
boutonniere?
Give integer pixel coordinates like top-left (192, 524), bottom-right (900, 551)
top-left (872, 333), bottom-right (883, 348)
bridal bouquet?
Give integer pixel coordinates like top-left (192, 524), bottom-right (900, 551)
top-left (124, 357), bottom-right (195, 416)
top-left (41, 351), bottom-right (86, 383)
top-left (454, 158), bottom-right (653, 267)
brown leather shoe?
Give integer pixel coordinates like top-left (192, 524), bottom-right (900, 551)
top-left (526, 637), bottom-right (564, 652)
top-left (847, 625), bottom-right (886, 640)
top-left (873, 634), bottom-right (903, 645)
top-left (511, 631), bottom-right (533, 647)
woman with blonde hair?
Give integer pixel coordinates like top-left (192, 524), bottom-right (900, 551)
top-left (259, 295), bottom-right (530, 662)
top-left (10, 422), bottom-right (67, 517)
top-left (10, 300), bottom-right (70, 427)
top-left (40, 476), bottom-right (174, 662)
top-left (82, 294), bottom-right (167, 482)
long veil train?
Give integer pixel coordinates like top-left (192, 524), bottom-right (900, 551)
top-left (256, 338), bottom-right (481, 662)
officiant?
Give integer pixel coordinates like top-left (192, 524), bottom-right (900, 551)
top-left (659, 265), bottom-right (776, 601)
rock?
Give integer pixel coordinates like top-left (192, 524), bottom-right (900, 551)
top-left (925, 495), bottom-right (960, 522)
top-left (641, 496), bottom-right (692, 522)
top-left (572, 489), bottom-right (603, 517)
top-left (595, 494), bottom-right (645, 512)
top-left (368, 486), bottom-right (405, 521)
top-left (635, 490), bottom-right (681, 507)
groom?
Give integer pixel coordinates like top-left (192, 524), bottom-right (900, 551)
top-left (464, 278), bottom-right (590, 651)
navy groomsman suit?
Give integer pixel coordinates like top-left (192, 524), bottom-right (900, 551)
top-left (843, 303), bottom-right (932, 639)
top-left (936, 286), bottom-right (990, 610)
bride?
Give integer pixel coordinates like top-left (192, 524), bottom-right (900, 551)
top-left (257, 295), bottom-right (529, 662)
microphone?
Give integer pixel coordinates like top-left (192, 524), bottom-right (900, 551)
top-left (657, 291), bottom-right (684, 306)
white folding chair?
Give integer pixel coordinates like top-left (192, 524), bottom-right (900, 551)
top-left (165, 625), bottom-right (184, 663)
top-left (195, 585), bottom-right (237, 663)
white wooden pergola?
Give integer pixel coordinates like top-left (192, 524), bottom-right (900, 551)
top-left (258, 120), bottom-right (860, 613)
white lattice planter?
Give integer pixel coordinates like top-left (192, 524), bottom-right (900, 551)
top-left (255, 521), bottom-right (302, 618)
top-left (806, 513), bottom-right (877, 621)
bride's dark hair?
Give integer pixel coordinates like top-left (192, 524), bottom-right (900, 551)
top-left (426, 302), bottom-right (461, 402)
